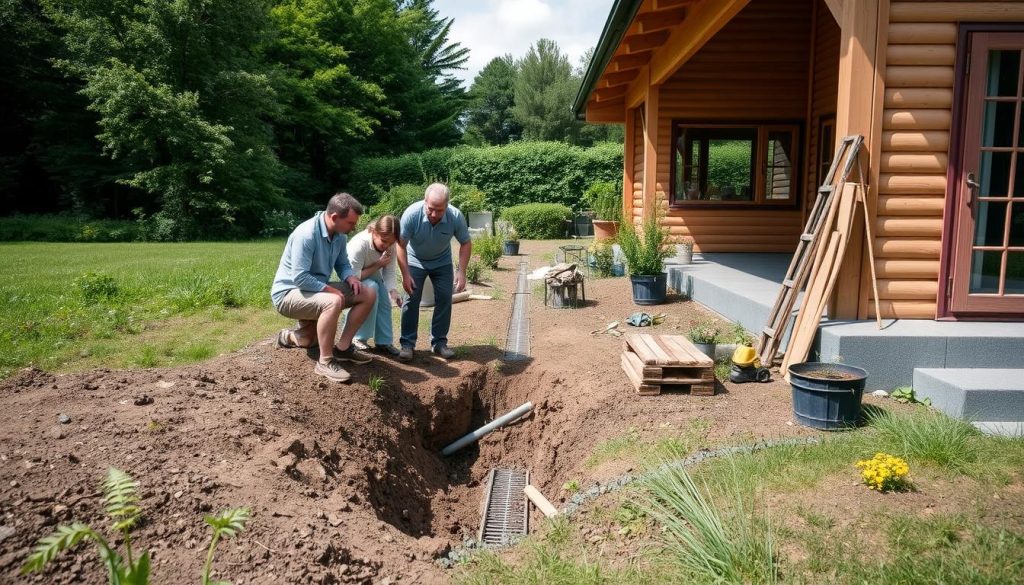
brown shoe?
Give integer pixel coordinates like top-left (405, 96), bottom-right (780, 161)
top-left (314, 358), bottom-right (351, 383)
top-left (333, 344), bottom-right (372, 365)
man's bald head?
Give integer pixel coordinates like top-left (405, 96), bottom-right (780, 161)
top-left (423, 183), bottom-right (450, 225)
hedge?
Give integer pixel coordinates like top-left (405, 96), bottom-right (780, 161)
top-left (350, 141), bottom-right (623, 212)
top-left (500, 203), bottom-right (572, 240)
top-left (0, 214), bottom-right (144, 242)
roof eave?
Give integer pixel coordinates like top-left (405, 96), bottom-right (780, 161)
top-left (572, 0), bottom-right (644, 121)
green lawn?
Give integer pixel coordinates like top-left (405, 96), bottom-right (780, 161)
top-left (0, 241), bottom-right (289, 378)
top-left (457, 409), bottom-right (1024, 585)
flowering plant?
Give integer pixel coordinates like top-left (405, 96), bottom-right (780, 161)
top-left (855, 452), bottom-right (910, 492)
top-left (686, 319), bottom-right (720, 344)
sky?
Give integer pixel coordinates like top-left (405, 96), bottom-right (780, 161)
top-left (433, 0), bottom-right (617, 86)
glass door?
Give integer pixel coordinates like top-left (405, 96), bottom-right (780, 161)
top-left (951, 32), bottom-right (1024, 315)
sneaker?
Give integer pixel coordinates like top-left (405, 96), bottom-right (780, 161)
top-left (333, 344), bottom-right (372, 365)
top-left (431, 343), bottom-right (455, 360)
top-left (398, 346), bottom-right (414, 362)
top-left (314, 358), bottom-right (351, 383)
top-left (374, 344), bottom-right (402, 357)
top-left (352, 339), bottom-right (370, 351)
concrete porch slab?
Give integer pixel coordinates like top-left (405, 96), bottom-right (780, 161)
top-left (914, 368), bottom-right (1024, 436)
top-left (666, 253), bottom-right (796, 339)
top-left (820, 321), bottom-right (1024, 391)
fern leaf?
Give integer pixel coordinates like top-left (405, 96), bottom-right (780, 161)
top-left (21, 523), bottom-right (94, 574)
top-left (102, 467), bottom-right (141, 532)
top-left (205, 507), bottom-right (251, 539)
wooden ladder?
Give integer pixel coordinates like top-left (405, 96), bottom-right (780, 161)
top-left (757, 135), bottom-right (865, 366)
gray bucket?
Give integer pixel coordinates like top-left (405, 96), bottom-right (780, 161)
top-left (788, 362), bottom-right (868, 430)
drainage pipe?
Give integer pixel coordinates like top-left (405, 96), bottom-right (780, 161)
top-left (441, 402), bottom-right (533, 456)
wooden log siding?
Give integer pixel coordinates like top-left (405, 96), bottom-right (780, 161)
top-left (870, 5), bottom-right (982, 317)
top-left (653, 0), bottom-right (812, 252)
top-left (632, 108), bottom-right (644, 213)
top-left (807, 0), bottom-right (841, 223)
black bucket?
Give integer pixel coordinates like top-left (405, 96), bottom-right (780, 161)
top-left (787, 362), bottom-right (868, 430)
top-left (630, 273), bottom-right (667, 305)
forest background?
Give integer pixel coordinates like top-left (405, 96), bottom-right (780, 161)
top-left (0, 0), bottom-right (623, 241)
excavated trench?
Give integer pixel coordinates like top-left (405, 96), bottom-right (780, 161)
top-left (360, 363), bottom-right (572, 542)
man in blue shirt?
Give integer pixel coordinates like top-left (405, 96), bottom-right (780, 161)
top-left (271, 193), bottom-right (377, 382)
top-left (396, 183), bottom-right (472, 361)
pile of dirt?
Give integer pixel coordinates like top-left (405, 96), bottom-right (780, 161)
top-left (0, 241), bottom-right (813, 583)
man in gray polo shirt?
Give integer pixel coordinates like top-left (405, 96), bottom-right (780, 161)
top-left (396, 183), bottom-right (472, 361)
top-left (271, 193), bottom-right (377, 383)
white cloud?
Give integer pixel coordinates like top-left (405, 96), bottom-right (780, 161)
top-left (434, 0), bottom-right (615, 86)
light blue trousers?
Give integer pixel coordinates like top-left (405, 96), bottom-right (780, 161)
top-left (352, 276), bottom-right (393, 346)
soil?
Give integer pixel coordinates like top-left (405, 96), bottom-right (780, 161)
top-left (1, 240), bottom-right (834, 584)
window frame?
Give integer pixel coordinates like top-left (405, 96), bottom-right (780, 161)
top-left (669, 121), bottom-right (803, 210)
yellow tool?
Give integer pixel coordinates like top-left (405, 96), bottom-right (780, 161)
top-left (729, 345), bottom-right (771, 383)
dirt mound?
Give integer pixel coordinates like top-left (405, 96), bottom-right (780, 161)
top-left (0, 246), bottom-right (810, 583)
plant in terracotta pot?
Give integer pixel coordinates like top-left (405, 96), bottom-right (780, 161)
top-left (584, 181), bottom-right (621, 241)
top-left (686, 318), bottom-right (720, 359)
top-left (617, 208), bottom-right (672, 305)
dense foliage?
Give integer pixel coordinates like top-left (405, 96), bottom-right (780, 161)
top-left (0, 0), bottom-right (468, 238)
top-left (1, 3), bottom-right (627, 240)
top-left (500, 203), bottom-right (572, 240)
top-left (351, 141), bottom-right (622, 212)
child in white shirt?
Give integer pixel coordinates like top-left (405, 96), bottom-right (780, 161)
top-left (345, 215), bottom-right (402, 355)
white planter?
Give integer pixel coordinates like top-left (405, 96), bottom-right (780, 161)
top-left (675, 243), bottom-right (694, 265)
top-left (467, 211), bottom-right (494, 236)
top-left (420, 277), bottom-right (435, 307)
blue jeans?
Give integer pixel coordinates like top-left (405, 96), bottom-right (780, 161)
top-left (400, 262), bottom-right (453, 350)
top-left (352, 276), bottom-right (394, 346)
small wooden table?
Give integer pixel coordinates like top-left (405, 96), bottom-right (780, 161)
top-left (621, 334), bottom-right (715, 396)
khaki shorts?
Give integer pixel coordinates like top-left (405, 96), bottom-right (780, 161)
top-left (275, 281), bottom-right (356, 321)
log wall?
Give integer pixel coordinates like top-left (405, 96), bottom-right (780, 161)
top-left (806, 1), bottom-right (841, 221)
top-left (872, 2), bottom-right (973, 318)
top-left (645, 0), bottom-right (813, 253)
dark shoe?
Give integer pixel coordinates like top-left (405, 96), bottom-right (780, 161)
top-left (431, 343), bottom-right (455, 360)
top-left (333, 344), bottom-right (372, 365)
top-left (398, 347), bottom-right (414, 362)
top-left (314, 359), bottom-right (351, 383)
top-left (352, 339), bottom-right (370, 351)
top-left (374, 344), bottom-right (401, 357)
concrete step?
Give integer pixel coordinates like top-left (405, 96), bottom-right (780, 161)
top-left (913, 368), bottom-right (1024, 436)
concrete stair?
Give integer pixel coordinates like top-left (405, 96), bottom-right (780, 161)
top-left (913, 368), bottom-right (1024, 436)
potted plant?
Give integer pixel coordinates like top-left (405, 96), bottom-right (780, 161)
top-left (617, 208), bottom-right (672, 305)
top-left (502, 225), bottom-right (520, 256)
top-left (588, 240), bottom-right (615, 277)
top-left (584, 181), bottom-right (621, 241)
top-left (686, 319), bottom-right (720, 359)
top-left (673, 236), bottom-right (694, 265)
top-left (452, 184), bottom-right (494, 236)
top-left (788, 361), bottom-right (868, 430)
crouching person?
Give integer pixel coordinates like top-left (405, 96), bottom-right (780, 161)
top-left (270, 193), bottom-right (376, 382)
top-left (345, 215), bottom-right (402, 356)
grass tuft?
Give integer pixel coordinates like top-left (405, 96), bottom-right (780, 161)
top-left (643, 462), bottom-right (776, 584)
top-left (868, 408), bottom-right (978, 470)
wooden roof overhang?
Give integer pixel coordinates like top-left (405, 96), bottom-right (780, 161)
top-left (572, 0), bottom-right (752, 123)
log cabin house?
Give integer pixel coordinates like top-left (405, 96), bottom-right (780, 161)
top-left (574, 0), bottom-right (1024, 427)
top-left (574, 0), bottom-right (1024, 321)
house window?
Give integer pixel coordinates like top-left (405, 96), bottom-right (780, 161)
top-left (671, 123), bottom-right (800, 206)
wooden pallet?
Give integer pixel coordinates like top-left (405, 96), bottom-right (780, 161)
top-left (621, 334), bottom-right (715, 396)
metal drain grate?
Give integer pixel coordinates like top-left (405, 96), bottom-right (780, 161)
top-left (478, 468), bottom-right (530, 545)
top-left (504, 261), bottom-right (531, 361)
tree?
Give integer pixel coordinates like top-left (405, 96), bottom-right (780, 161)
top-left (464, 55), bottom-right (521, 145)
top-left (266, 0), bottom-right (388, 202)
top-left (512, 39), bottom-right (578, 143)
top-left (44, 0), bottom-right (286, 239)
